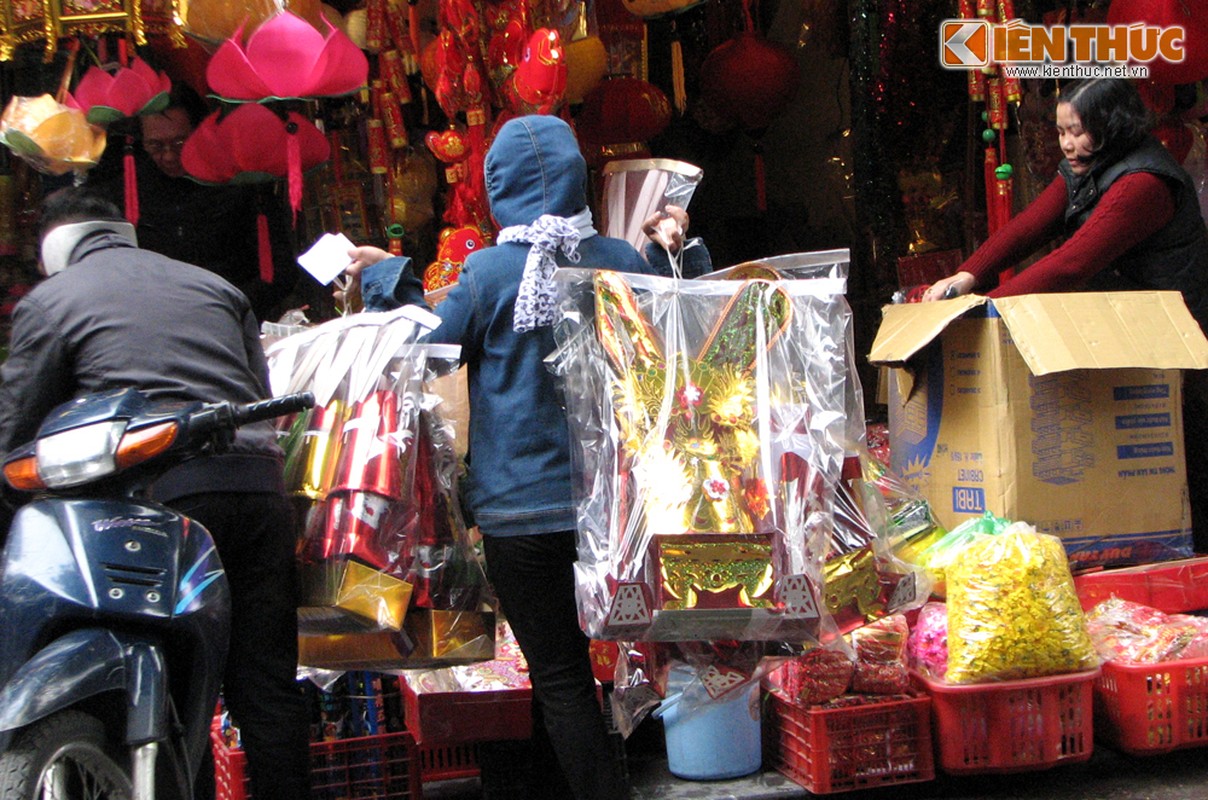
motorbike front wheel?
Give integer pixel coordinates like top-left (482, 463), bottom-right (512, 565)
top-left (0, 710), bottom-right (132, 800)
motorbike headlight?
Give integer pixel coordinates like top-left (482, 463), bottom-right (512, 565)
top-left (35, 420), bottom-right (127, 488)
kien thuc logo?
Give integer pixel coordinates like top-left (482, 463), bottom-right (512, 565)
top-left (939, 19), bottom-right (1185, 74)
top-left (941, 19), bottom-right (991, 68)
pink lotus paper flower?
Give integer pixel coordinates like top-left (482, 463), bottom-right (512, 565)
top-left (181, 104), bottom-right (329, 184)
top-left (68, 59), bottom-right (171, 124)
top-left (206, 11), bottom-right (369, 102)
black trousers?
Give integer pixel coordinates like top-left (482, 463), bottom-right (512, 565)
top-left (171, 491), bottom-right (311, 800)
top-left (483, 531), bottom-right (628, 800)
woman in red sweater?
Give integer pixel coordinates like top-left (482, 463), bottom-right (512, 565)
top-left (922, 78), bottom-right (1208, 329)
top-left (924, 77), bottom-right (1208, 555)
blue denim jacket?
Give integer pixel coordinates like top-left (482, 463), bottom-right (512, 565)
top-left (363, 116), bottom-right (710, 536)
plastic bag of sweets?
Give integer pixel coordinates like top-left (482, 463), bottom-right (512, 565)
top-left (916, 511), bottom-right (1011, 598)
top-left (945, 522), bottom-right (1099, 683)
top-left (906, 601), bottom-right (949, 679)
top-left (850, 613), bottom-right (911, 694)
top-left (1085, 598), bottom-right (1206, 663)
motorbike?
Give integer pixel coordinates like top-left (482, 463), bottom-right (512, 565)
top-left (0, 387), bottom-right (314, 800)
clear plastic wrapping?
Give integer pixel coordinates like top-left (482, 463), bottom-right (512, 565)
top-left (550, 267), bottom-right (926, 644)
top-left (265, 308), bottom-right (495, 670)
top-left (944, 521), bottom-right (1099, 683)
top-left (1084, 597), bottom-right (1208, 664)
top-left (906, 601), bottom-right (949, 680)
top-left (598, 159), bottom-right (703, 252)
top-left (850, 613), bottom-right (910, 695)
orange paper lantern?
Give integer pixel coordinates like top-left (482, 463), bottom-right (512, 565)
top-left (564, 35), bottom-right (608, 104)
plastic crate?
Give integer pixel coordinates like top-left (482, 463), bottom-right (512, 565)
top-left (1073, 556), bottom-right (1208, 613)
top-left (764, 689), bottom-right (935, 794)
top-left (417, 740), bottom-right (481, 781)
top-left (914, 669), bottom-right (1099, 775)
top-left (1094, 656), bottom-right (1208, 755)
top-left (212, 727), bottom-right (422, 800)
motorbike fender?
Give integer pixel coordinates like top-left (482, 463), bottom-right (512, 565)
top-left (0, 628), bottom-right (167, 753)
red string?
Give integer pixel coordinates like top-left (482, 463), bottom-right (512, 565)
top-left (257, 212), bottom-right (273, 283)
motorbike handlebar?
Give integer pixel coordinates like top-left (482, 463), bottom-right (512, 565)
top-left (233, 392), bottom-right (316, 427)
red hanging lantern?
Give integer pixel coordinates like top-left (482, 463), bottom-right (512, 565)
top-left (1154, 122), bottom-right (1194, 164)
top-left (699, 32), bottom-right (800, 132)
top-left (206, 10), bottom-right (369, 101)
top-left (1106, 0), bottom-right (1208, 86)
top-left (180, 104), bottom-right (330, 220)
top-left (69, 58), bottom-right (171, 124)
top-left (576, 75), bottom-right (671, 166)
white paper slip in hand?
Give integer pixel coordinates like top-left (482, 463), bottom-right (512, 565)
top-left (298, 232), bottom-right (357, 286)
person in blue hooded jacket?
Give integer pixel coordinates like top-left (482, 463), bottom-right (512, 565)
top-left (339, 115), bottom-right (710, 799)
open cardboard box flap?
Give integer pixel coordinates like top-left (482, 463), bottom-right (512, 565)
top-left (869, 291), bottom-right (1208, 376)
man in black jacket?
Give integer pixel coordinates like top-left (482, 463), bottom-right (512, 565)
top-left (0, 188), bottom-right (309, 800)
top-left (88, 83), bottom-right (299, 325)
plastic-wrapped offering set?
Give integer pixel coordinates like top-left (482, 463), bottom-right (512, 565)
top-left (265, 307), bottom-right (495, 669)
top-left (552, 267), bottom-right (926, 644)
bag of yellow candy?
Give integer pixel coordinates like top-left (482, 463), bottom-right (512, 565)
top-left (945, 521), bottom-right (1099, 683)
top-left (915, 511), bottom-right (1010, 598)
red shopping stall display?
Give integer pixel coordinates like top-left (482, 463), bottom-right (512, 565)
top-left (914, 669), bottom-right (1099, 775)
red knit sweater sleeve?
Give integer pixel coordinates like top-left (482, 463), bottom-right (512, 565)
top-left (988, 171), bottom-right (1176, 297)
top-left (962, 176), bottom-right (1068, 287)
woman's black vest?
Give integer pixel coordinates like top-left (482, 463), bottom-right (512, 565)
top-left (1059, 135), bottom-right (1208, 332)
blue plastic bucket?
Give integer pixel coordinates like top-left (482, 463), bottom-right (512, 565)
top-left (657, 679), bottom-right (762, 780)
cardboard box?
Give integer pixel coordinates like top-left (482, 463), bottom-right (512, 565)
top-left (298, 610), bottom-right (496, 671)
top-left (298, 557), bottom-right (413, 635)
top-left (401, 675), bottom-right (532, 745)
top-left (869, 292), bottom-right (1208, 569)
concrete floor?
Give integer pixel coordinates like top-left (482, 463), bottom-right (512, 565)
top-left (422, 721), bottom-right (1208, 799)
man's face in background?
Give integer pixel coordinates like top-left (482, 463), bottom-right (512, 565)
top-left (141, 108), bottom-right (192, 178)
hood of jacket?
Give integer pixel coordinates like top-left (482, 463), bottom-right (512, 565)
top-left (485, 115), bottom-right (588, 228)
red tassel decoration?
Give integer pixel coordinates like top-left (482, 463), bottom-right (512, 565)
top-left (286, 122), bottom-right (303, 224)
top-left (257, 211), bottom-right (274, 283)
top-left (984, 147), bottom-right (1000, 234)
top-left (753, 143), bottom-right (767, 214)
top-left (123, 136), bottom-right (140, 226)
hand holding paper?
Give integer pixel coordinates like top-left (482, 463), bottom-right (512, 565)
top-left (297, 232), bottom-right (357, 286)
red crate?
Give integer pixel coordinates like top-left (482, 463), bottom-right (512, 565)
top-left (401, 678), bottom-right (532, 744)
top-left (764, 689), bottom-right (935, 795)
top-left (914, 669), bottom-right (1099, 775)
top-left (417, 740), bottom-right (480, 781)
top-left (212, 727), bottom-right (422, 800)
top-left (1094, 656), bottom-right (1208, 755)
top-left (1073, 556), bottom-right (1208, 613)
